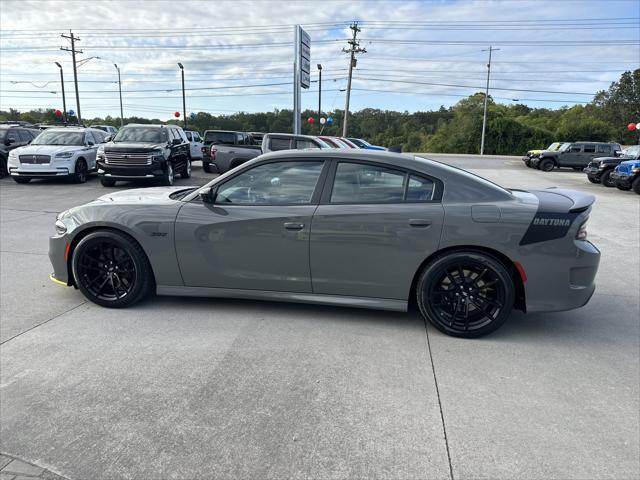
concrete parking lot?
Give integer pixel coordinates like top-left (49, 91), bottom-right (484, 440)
top-left (1, 155), bottom-right (638, 479)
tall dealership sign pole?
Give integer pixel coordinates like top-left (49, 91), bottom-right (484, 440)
top-left (293, 25), bottom-right (311, 134)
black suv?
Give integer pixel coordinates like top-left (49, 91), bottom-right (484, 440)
top-left (0, 124), bottom-right (40, 177)
top-left (97, 124), bottom-right (191, 187)
top-left (531, 141), bottom-right (622, 172)
top-left (583, 145), bottom-right (640, 187)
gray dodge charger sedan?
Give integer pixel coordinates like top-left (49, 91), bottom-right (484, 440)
top-left (49, 150), bottom-right (600, 337)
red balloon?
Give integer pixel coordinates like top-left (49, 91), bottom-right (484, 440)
top-left (174, 111), bottom-right (181, 118)
top-left (307, 116), bottom-right (315, 124)
top-left (54, 109), bottom-right (62, 117)
top-left (628, 123), bottom-right (637, 131)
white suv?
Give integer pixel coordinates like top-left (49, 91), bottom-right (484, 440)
top-left (7, 127), bottom-right (105, 184)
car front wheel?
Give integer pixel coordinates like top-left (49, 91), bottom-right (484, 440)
top-left (161, 162), bottom-right (174, 186)
top-left (632, 177), bottom-right (640, 195)
top-left (416, 251), bottom-right (515, 338)
top-left (13, 177), bottom-right (31, 184)
top-left (600, 170), bottom-right (615, 188)
top-left (587, 175), bottom-right (599, 184)
top-left (72, 158), bottom-right (88, 183)
top-left (539, 159), bottom-right (555, 172)
top-left (72, 230), bottom-right (154, 308)
top-left (181, 157), bottom-right (191, 179)
top-left (100, 177), bottom-right (116, 187)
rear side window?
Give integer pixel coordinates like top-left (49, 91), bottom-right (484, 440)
top-left (331, 162), bottom-right (405, 203)
top-left (406, 175), bottom-right (435, 201)
top-left (596, 145), bottom-right (610, 153)
top-left (269, 137), bottom-right (292, 151)
top-left (583, 144), bottom-right (596, 153)
top-left (296, 139), bottom-right (319, 150)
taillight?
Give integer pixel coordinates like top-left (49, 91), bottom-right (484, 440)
top-left (210, 146), bottom-right (217, 160)
top-left (576, 221), bottom-right (588, 240)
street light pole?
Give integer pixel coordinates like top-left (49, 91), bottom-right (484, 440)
top-left (114, 64), bottom-right (123, 127)
top-left (54, 62), bottom-right (67, 125)
top-left (178, 63), bottom-right (186, 129)
top-left (480, 46), bottom-right (499, 155)
top-left (317, 64), bottom-right (322, 124)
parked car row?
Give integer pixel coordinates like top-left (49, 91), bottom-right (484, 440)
top-left (585, 145), bottom-right (640, 194)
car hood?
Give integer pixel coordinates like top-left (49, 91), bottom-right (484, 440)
top-left (13, 145), bottom-right (83, 156)
top-left (95, 186), bottom-right (196, 205)
top-left (105, 142), bottom-right (166, 151)
top-left (527, 149), bottom-right (544, 155)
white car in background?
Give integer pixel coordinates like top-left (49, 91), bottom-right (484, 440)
top-left (7, 127), bottom-right (105, 184)
top-left (184, 129), bottom-right (203, 160)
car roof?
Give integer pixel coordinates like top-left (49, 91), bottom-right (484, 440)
top-left (125, 123), bottom-right (175, 128)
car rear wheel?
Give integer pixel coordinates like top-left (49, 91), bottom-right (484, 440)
top-left (180, 157), bottom-right (191, 179)
top-left (632, 177), bottom-right (640, 195)
top-left (100, 177), bottom-right (116, 187)
top-left (72, 230), bottom-right (154, 308)
top-left (203, 161), bottom-right (212, 173)
top-left (161, 162), bottom-right (174, 186)
top-left (416, 251), bottom-right (515, 338)
top-left (539, 159), bottom-right (555, 172)
top-left (72, 158), bottom-right (88, 183)
top-left (13, 177), bottom-right (31, 184)
top-left (600, 170), bottom-right (615, 188)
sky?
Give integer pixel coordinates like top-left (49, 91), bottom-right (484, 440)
top-left (1, 0), bottom-right (639, 121)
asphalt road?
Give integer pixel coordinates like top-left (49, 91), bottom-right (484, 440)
top-left (1, 155), bottom-right (638, 479)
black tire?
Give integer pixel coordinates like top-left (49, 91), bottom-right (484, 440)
top-left (0, 155), bottom-right (7, 178)
top-left (13, 177), bottom-right (31, 184)
top-left (416, 251), bottom-right (515, 338)
top-left (632, 176), bottom-right (640, 195)
top-left (539, 159), bottom-right (555, 172)
top-left (616, 183), bottom-right (631, 191)
top-left (161, 162), bottom-right (174, 186)
top-left (572, 167), bottom-right (583, 171)
top-left (203, 161), bottom-right (212, 173)
top-left (181, 157), bottom-right (192, 179)
top-left (587, 175), bottom-right (599, 184)
top-left (72, 158), bottom-right (88, 183)
top-left (71, 230), bottom-right (154, 308)
top-left (524, 160), bottom-right (532, 168)
top-left (599, 170), bottom-right (615, 188)
top-left (100, 177), bottom-right (116, 187)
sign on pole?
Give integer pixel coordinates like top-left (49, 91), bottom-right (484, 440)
top-left (293, 25), bottom-right (311, 134)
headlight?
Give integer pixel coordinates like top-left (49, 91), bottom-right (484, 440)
top-left (8, 150), bottom-right (17, 159)
top-left (632, 167), bottom-right (640, 174)
top-left (55, 219), bottom-right (67, 235)
top-left (152, 149), bottom-right (166, 160)
top-left (55, 151), bottom-right (74, 159)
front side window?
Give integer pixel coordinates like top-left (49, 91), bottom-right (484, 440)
top-left (31, 131), bottom-right (84, 146)
top-left (569, 145), bottom-right (582, 153)
top-left (6, 130), bottom-right (19, 142)
top-left (85, 132), bottom-right (96, 145)
top-left (113, 127), bottom-right (167, 143)
top-left (18, 129), bottom-right (32, 142)
top-left (296, 139), bottom-right (319, 150)
top-left (185, 131), bottom-right (192, 141)
top-left (331, 162), bottom-right (406, 204)
top-left (216, 161), bottom-right (324, 205)
top-left (583, 144), bottom-right (596, 153)
top-left (269, 137), bottom-right (292, 151)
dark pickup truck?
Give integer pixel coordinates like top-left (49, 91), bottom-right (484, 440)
top-left (584, 145), bottom-right (640, 187)
top-left (201, 130), bottom-right (262, 174)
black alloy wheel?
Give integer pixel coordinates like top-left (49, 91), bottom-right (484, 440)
top-left (539, 159), bottom-right (555, 172)
top-left (181, 157), bottom-right (192, 179)
top-left (600, 170), bottom-right (616, 188)
top-left (161, 162), bottom-right (174, 186)
top-left (72, 230), bottom-right (154, 308)
top-left (73, 158), bottom-right (88, 183)
top-left (417, 251), bottom-right (514, 338)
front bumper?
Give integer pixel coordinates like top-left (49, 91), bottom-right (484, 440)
top-left (522, 239), bottom-right (600, 313)
top-left (48, 233), bottom-right (72, 286)
top-left (610, 171), bottom-right (633, 188)
top-left (9, 167), bottom-right (70, 178)
top-left (98, 161), bottom-right (165, 180)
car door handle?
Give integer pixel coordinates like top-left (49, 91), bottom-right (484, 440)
top-left (284, 222), bottom-right (305, 231)
top-left (408, 219), bottom-right (432, 228)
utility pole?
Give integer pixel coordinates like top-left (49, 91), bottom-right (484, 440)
top-left (61, 31), bottom-right (82, 124)
top-left (480, 46), bottom-right (499, 155)
top-left (114, 64), bottom-right (124, 127)
top-left (342, 23), bottom-right (366, 137)
top-left (54, 62), bottom-right (67, 125)
top-left (178, 63), bottom-right (186, 129)
top-left (317, 64), bottom-right (322, 124)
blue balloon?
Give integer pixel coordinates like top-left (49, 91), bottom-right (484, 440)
top-left (189, 112), bottom-right (196, 120)
top-left (326, 116), bottom-right (333, 125)
top-left (67, 109), bottom-right (75, 116)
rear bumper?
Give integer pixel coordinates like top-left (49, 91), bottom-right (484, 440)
top-left (522, 240), bottom-right (600, 313)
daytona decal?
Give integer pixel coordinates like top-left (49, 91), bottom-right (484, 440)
top-left (520, 212), bottom-right (579, 246)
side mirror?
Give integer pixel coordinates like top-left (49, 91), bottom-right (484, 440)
top-left (172, 138), bottom-right (181, 145)
top-left (87, 141), bottom-right (95, 146)
top-left (104, 135), bottom-right (113, 142)
top-left (199, 186), bottom-right (218, 204)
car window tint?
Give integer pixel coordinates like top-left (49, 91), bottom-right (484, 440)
top-left (269, 137), bottom-right (291, 151)
top-left (6, 130), bottom-right (19, 142)
top-left (217, 161), bottom-right (323, 205)
top-left (85, 132), bottom-right (96, 144)
top-left (596, 145), bottom-right (610, 153)
top-left (331, 162), bottom-right (405, 204)
top-left (569, 145), bottom-right (581, 152)
top-left (185, 131), bottom-right (192, 141)
top-left (296, 139), bottom-right (319, 150)
top-left (583, 144), bottom-right (596, 153)
top-left (18, 129), bottom-right (32, 142)
top-left (236, 133), bottom-right (243, 144)
top-left (406, 175), bottom-right (435, 201)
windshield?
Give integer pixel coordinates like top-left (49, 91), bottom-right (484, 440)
top-left (558, 143), bottom-right (572, 152)
top-left (31, 131), bottom-right (84, 146)
top-left (114, 127), bottom-right (167, 143)
top-left (548, 142), bottom-right (561, 151)
top-left (204, 131), bottom-right (235, 145)
top-left (625, 145), bottom-right (640, 157)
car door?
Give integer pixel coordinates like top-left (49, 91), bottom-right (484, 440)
top-left (579, 144), bottom-right (598, 165)
top-left (84, 131), bottom-right (98, 168)
top-left (560, 144), bottom-right (582, 166)
top-left (310, 160), bottom-right (445, 300)
top-left (190, 132), bottom-right (203, 159)
top-left (175, 159), bottom-right (329, 292)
